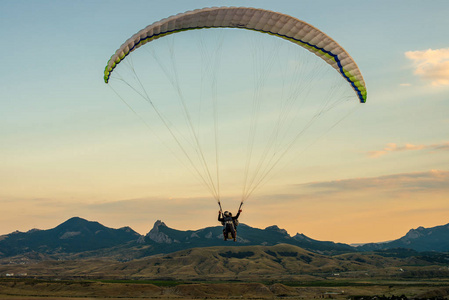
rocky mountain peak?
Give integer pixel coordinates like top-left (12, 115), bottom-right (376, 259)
top-left (153, 220), bottom-right (167, 229)
top-left (146, 220), bottom-right (173, 244)
top-left (264, 225), bottom-right (288, 235)
top-left (293, 233), bottom-right (310, 241)
top-left (403, 226), bottom-right (427, 240)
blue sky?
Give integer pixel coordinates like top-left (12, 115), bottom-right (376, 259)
top-left (1, 0), bottom-right (449, 243)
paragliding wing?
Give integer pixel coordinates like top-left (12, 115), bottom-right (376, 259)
top-left (104, 7), bottom-right (367, 103)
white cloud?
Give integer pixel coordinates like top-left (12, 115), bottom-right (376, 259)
top-left (405, 48), bottom-right (449, 86)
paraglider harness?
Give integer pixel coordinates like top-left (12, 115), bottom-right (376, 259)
top-left (222, 215), bottom-right (238, 240)
top-left (218, 202), bottom-right (242, 241)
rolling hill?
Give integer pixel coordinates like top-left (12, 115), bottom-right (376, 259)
top-left (1, 243), bottom-right (449, 281)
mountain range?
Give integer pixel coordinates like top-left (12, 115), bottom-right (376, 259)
top-left (0, 217), bottom-right (448, 262)
top-left (356, 223), bottom-right (449, 252)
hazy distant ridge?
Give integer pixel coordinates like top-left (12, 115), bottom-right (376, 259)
top-left (357, 223), bottom-right (449, 252)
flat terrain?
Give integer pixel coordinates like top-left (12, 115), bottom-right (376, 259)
top-left (1, 278), bottom-right (449, 299)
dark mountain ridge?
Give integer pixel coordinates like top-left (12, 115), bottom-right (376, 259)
top-left (1, 217), bottom-right (449, 261)
top-left (357, 223), bottom-right (449, 252)
top-left (0, 217), bottom-right (140, 258)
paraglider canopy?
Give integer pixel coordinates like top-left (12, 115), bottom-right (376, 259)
top-left (104, 7), bottom-right (367, 103)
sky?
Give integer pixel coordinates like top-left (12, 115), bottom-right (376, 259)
top-left (1, 0), bottom-right (449, 244)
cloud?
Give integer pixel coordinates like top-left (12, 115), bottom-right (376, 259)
top-left (256, 170), bottom-right (449, 204)
top-left (400, 83), bottom-right (411, 87)
top-left (405, 48), bottom-right (449, 86)
top-left (301, 170), bottom-right (449, 194)
top-left (368, 141), bottom-right (449, 158)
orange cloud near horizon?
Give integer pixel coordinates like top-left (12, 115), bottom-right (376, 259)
top-left (367, 141), bottom-right (449, 158)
